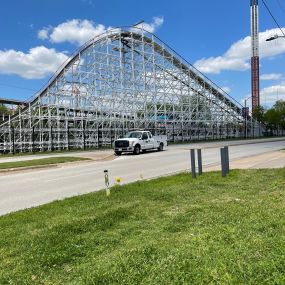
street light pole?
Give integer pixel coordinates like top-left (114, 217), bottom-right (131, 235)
top-left (265, 35), bottom-right (284, 137)
top-left (245, 100), bottom-right (247, 139)
top-left (244, 96), bottom-right (251, 139)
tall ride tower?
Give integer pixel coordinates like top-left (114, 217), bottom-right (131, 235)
top-left (251, 0), bottom-right (260, 110)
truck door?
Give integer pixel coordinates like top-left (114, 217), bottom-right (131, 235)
top-left (141, 132), bottom-right (148, 149)
top-left (146, 132), bottom-right (155, 149)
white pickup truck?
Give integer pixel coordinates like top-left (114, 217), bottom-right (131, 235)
top-left (114, 131), bottom-right (167, 155)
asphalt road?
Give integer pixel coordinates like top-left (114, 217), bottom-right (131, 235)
top-left (0, 139), bottom-right (284, 216)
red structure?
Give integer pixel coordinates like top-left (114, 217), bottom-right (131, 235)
top-left (251, 0), bottom-right (260, 111)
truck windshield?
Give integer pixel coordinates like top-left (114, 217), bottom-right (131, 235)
top-left (126, 132), bottom-right (142, 138)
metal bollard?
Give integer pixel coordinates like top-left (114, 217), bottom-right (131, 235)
top-left (220, 148), bottom-right (226, 177)
top-left (104, 169), bottom-right (110, 196)
top-left (224, 146), bottom-right (230, 174)
top-left (197, 149), bottom-right (202, 175)
top-left (190, 149), bottom-right (196, 178)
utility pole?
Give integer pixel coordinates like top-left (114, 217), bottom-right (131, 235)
top-left (251, 0), bottom-right (260, 112)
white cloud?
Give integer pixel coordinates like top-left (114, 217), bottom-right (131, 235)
top-left (221, 86), bottom-right (231, 93)
top-left (49, 20), bottom-right (106, 45)
top-left (0, 46), bottom-right (68, 79)
top-left (1, 18), bottom-right (164, 80)
top-left (38, 17), bottom-right (164, 46)
top-left (194, 28), bottom-right (285, 74)
top-left (195, 56), bottom-right (250, 74)
top-left (260, 83), bottom-right (285, 105)
top-left (241, 82), bottom-right (285, 109)
top-left (37, 27), bottom-right (50, 40)
top-left (260, 73), bottom-right (282, 81)
top-left (133, 17), bottom-right (164, 33)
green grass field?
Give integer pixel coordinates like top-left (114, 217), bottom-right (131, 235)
top-left (0, 156), bottom-right (90, 170)
top-left (0, 169), bottom-right (284, 284)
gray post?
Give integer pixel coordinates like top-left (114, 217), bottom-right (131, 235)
top-left (110, 124), bottom-right (112, 147)
top-left (197, 149), bottom-right (202, 175)
top-left (83, 123), bottom-right (86, 150)
top-left (50, 126), bottom-right (54, 151)
top-left (190, 149), bottom-right (196, 178)
top-left (224, 146), bottom-right (230, 174)
top-left (32, 126), bottom-right (35, 153)
top-left (12, 126), bottom-right (15, 155)
top-left (220, 147), bottom-right (226, 177)
top-left (67, 125), bottom-right (70, 150)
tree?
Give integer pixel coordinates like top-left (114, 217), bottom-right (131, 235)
top-left (0, 104), bottom-right (11, 115)
top-left (274, 100), bottom-right (285, 114)
top-left (263, 100), bottom-right (285, 131)
top-left (252, 105), bottom-right (265, 122)
top-left (264, 108), bottom-right (281, 129)
top-left (273, 100), bottom-right (285, 129)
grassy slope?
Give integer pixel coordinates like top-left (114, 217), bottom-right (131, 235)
top-left (0, 157), bottom-right (90, 170)
top-left (0, 169), bottom-right (284, 284)
top-left (0, 146), bottom-right (113, 159)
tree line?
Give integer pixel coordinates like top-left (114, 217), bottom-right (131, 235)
top-left (252, 100), bottom-right (285, 133)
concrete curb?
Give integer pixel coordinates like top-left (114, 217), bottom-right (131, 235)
top-left (0, 154), bottom-right (116, 174)
top-left (0, 164), bottom-right (59, 173)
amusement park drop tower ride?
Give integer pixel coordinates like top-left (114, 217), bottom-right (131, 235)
top-left (251, 0), bottom-right (260, 111)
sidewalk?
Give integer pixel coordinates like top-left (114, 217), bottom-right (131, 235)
top-left (174, 137), bottom-right (285, 150)
top-left (206, 150), bottom-right (285, 171)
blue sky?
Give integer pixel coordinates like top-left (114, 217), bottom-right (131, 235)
top-left (1, 0), bottom-right (285, 108)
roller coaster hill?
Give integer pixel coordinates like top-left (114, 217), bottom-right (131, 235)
top-left (0, 27), bottom-right (265, 154)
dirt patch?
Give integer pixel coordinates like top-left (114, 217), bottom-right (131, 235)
top-left (75, 153), bottom-right (116, 161)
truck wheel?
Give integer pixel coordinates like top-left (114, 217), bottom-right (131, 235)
top-left (158, 143), bottom-right (164, 151)
top-left (115, 151), bottom-right (122, 156)
top-left (133, 145), bottom-right (140, 155)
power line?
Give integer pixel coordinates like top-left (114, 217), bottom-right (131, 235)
top-left (261, 0), bottom-right (285, 38)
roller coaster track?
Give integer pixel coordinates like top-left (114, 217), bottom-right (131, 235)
top-left (23, 27), bottom-right (242, 113)
top-left (1, 27), bottom-right (255, 153)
